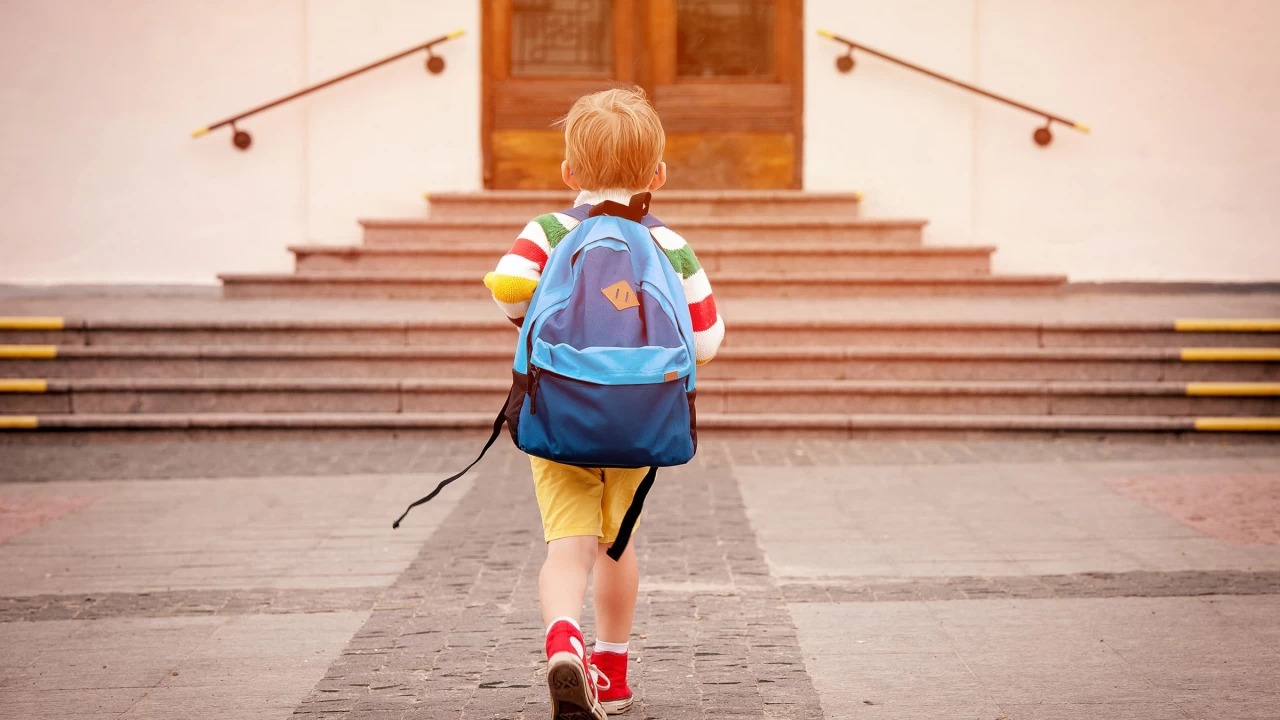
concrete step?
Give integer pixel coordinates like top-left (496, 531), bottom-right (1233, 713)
top-left (360, 217), bottom-right (925, 249)
top-left (6, 318), bottom-right (1278, 349)
top-left (3, 345), bottom-right (1277, 382)
top-left (3, 411), bottom-right (1277, 437)
top-left (424, 190), bottom-right (864, 220)
top-left (219, 272), bottom-right (1068, 300)
top-left (5, 378), bottom-right (1277, 417)
top-left (290, 243), bottom-right (994, 275)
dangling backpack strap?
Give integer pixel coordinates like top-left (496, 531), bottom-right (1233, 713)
top-left (391, 402), bottom-right (507, 529)
top-left (606, 465), bottom-right (658, 561)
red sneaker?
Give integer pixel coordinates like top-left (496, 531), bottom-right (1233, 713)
top-left (545, 620), bottom-right (607, 720)
top-left (589, 651), bottom-right (633, 714)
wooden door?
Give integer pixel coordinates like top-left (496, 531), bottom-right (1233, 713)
top-left (483, 0), bottom-right (802, 189)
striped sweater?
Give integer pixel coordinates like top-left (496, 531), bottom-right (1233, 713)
top-left (483, 189), bottom-right (725, 364)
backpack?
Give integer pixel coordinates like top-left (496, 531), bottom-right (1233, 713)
top-left (393, 192), bottom-right (698, 561)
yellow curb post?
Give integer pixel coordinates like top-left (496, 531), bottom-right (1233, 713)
top-left (1186, 383), bottom-right (1280, 396)
top-left (1176, 319), bottom-right (1280, 333)
top-left (0, 346), bottom-right (58, 359)
top-left (1195, 418), bottom-right (1280, 432)
top-left (1181, 348), bottom-right (1280, 362)
top-left (0, 317), bottom-right (65, 330)
top-left (0, 380), bottom-right (48, 393)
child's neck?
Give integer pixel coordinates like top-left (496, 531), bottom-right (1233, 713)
top-left (575, 188), bottom-right (646, 207)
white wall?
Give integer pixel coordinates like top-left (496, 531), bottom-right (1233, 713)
top-left (0, 0), bottom-right (480, 284)
top-left (3, 0), bottom-right (1277, 284)
top-left (806, 0), bottom-right (1280, 281)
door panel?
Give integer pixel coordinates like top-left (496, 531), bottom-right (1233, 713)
top-left (653, 84), bottom-right (794, 133)
top-left (483, 0), bottom-right (801, 189)
top-left (652, 0), bottom-right (802, 189)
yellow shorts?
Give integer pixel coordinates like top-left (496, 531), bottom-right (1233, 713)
top-left (530, 456), bottom-right (649, 544)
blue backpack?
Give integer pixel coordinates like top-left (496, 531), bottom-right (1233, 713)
top-left (394, 192), bottom-right (699, 560)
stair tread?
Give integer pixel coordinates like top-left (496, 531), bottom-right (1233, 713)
top-left (289, 243), bottom-right (996, 256)
top-left (8, 293), bottom-right (1278, 326)
top-left (361, 216), bottom-right (924, 229)
top-left (11, 316), bottom-right (1278, 333)
top-left (17, 378), bottom-right (1280, 396)
top-left (12, 344), bottom-right (1278, 360)
top-left (426, 190), bottom-right (864, 201)
top-left (13, 412), bottom-right (1277, 432)
top-left (221, 271), bottom-right (1066, 284)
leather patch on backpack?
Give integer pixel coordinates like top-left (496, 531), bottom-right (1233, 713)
top-left (602, 280), bottom-right (640, 311)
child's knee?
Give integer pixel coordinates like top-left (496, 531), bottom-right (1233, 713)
top-left (548, 535), bottom-right (599, 570)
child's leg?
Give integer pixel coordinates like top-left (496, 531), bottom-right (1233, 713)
top-left (593, 539), bottom-right (639, 643)
top-left (594, 465), bottom-right (649, 645)
top-left (540, 535), bottom-right (599, 627)
top-left (531, 457), bottom-right (609, 627)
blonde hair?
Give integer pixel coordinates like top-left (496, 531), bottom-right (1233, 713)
top-left (559, 87), bottom-right (665, 192)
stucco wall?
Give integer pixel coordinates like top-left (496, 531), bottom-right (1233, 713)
top-left (806, 0), bottom-right (1280, 280)
top-left (0, 0), bottom-right (480, 285)
top-left (2, 0), bottom-right (1277, 284)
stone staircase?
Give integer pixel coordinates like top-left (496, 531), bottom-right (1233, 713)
top-left (219, 191), bottom-right (1067, 300)
top-left (1, 190), bottom-right (1278, 438)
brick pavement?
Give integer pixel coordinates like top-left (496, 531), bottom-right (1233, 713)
top-left (0, 588), bottom-right (382, 623)
top-left (778, 569), bottom-right (1280, 603)
top-left (2, 437), bottom-right (1280, 719)
top-left (291, 450), bottom-right (823, 720)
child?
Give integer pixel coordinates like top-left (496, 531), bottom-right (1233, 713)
top-left (484, 87), bottom-right (725, 718)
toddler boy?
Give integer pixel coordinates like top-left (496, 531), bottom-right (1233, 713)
top-left (484, 87), bottom-right (724, 718)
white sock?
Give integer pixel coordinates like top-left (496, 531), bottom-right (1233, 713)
top-left (546, 616), bottom-right (581, 635)
top-left (594, 639), bottom-right (629, 654)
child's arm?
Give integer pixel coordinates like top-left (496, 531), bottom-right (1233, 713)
top-left (652, 226), bottom-right (725, 365)
top-left (483, 214), bottom-right (577, 327)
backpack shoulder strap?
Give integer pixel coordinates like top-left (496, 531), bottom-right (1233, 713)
top-left (562, 195), bottom-right (664, 243)
top-left (561, 204), bottom-right (591, 222)
top-left (605, 466), bottom-right (657, 561)
top-left (567, 192), bottom-right (664, 227)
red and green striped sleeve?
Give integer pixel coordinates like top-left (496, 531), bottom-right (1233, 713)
top-left (651, 226), bottom-right (725, 365)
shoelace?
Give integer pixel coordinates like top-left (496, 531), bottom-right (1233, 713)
top-left (588, 663), bottom-right (612, 692)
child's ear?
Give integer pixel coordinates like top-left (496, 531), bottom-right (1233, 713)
top-left (648, 162), bottom-right (667, 192)
top-left (561, 161), bottom-right (581, 191)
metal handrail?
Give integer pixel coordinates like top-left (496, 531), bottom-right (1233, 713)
top-left (192, 29), bottom-right (464, 151)
top-left (818, 29), bottom-right (1088, 147)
